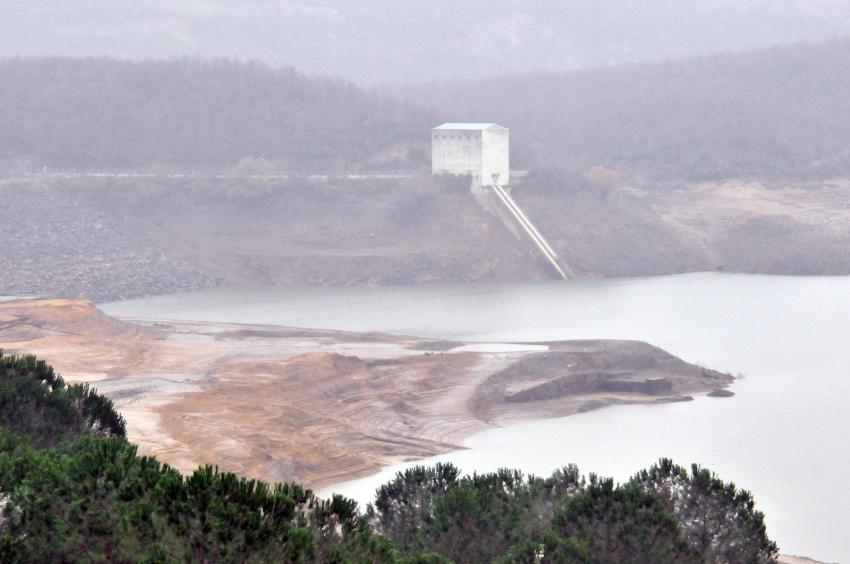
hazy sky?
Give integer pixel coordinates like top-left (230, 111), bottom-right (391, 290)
top-left (2, 0), bottom-right (849, 83)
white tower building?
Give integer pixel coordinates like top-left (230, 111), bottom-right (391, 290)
top-left (431, 123), bottom-right (509, 187)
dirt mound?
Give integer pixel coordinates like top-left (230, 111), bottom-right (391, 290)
top-left (470, 342), bottom-right (730, 423)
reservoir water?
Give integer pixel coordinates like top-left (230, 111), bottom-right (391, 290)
top-left (102, 272), bottom-right (850, 562)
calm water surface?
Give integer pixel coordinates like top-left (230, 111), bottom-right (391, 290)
top-left (103, 273), bottom-right (850, 562)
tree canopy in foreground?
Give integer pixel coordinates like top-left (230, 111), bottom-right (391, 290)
top-left (0, 353), bottom-right (777, 562)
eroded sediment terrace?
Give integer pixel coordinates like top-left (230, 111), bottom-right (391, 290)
top-left (0, 297), bottom-right (731, 488)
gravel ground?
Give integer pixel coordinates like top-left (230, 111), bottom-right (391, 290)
top-left (0, 180), bottom-right (216, 301)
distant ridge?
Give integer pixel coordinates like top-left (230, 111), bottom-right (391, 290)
top-left (0, 57), bottom-right (435, 171)
top-left (3, 38), bottom-right (849, 180)
top-left (393, 39), bottom-right (850, 180)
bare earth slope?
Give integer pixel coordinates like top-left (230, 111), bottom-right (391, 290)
top-left (6, 175), bottom-right (850, 301)
top-left (514, 178), bottom-right (850, 278)
top-left (0, 175), bottom-right (540, 301)
top-left (0, 298), bottom-right (730, 488)
top-left (2, 175), bottom-right (850, 300)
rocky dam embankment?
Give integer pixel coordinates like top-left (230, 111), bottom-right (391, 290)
top-left (3, 175), bottom-right (850, 301)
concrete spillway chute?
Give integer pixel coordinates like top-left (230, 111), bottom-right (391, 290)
top-left (488, 184), bottom-right (574, 280)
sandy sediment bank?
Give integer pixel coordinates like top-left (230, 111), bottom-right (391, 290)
top-left (0, 298), bottom-right (732, 489)
top-left (777, 556), bottom-right (833, 564)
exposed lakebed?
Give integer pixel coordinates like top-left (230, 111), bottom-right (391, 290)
top-left (103, 272), bottom-right (850, 562)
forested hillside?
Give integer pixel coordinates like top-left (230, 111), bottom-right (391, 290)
top-left (0, 58), bottom-right (434, 172)
top-left (396, 39), bottom-right (850, 180)
top-left (0, 353), bottom-right (778, 562)
top-left (2, 39), bottom-right (848, 180)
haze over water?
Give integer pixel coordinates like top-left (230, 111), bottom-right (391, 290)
top-left (104, 272), bottom-right (850, 562)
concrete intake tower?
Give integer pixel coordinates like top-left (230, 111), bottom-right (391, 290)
top-left (431, 123), bottom-right (574, 280)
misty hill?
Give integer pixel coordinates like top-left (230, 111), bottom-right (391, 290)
top-left (6, 39), bottom-right (846, 181)
top-left (0, 57), bottom-right (433, 172)
top-left (396, 39), bottom-right (850, 180)
top-left (4, 1), bottom-right (850, 83)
